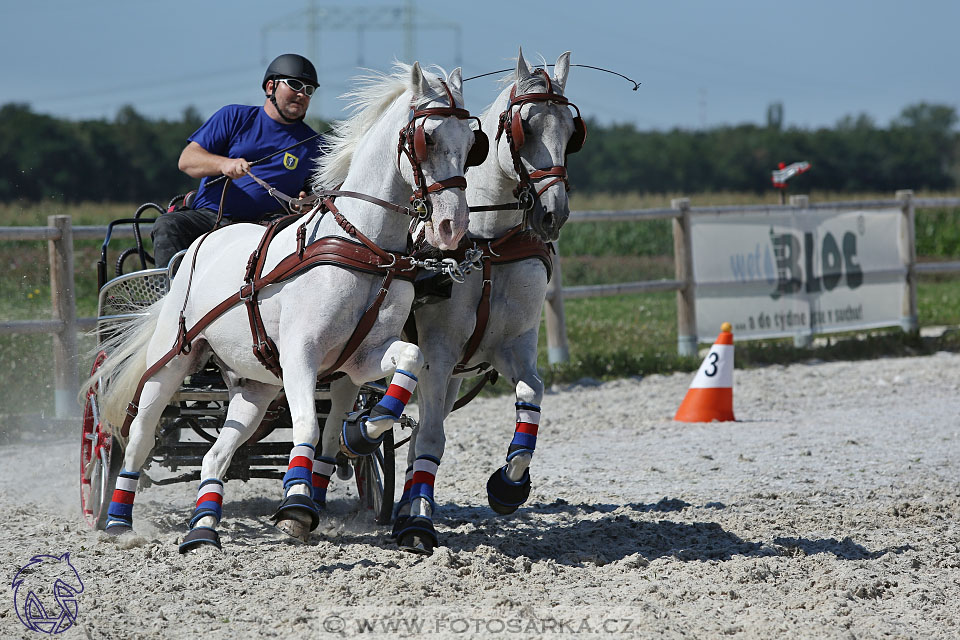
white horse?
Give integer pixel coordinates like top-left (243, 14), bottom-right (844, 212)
top-left (394, 49), bottom-right (585, 554)
top-left (84, 62), bottom-right (481, 552)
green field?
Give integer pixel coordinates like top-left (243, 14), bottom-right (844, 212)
top-left (2, 192), bottom-right (959, 414)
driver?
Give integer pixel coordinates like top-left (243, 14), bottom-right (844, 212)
top-left (151, 53), bottom-right (324, 267)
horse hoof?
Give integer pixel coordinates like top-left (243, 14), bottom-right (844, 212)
top-left (104, 523), bottom-right (133, 537)
top-left (335, 453), bottom-right (354, 480)
top-left (178, 526), bottom-right (222, 554)
top-left (486, 466), bottom-right (531, 515)
top-left (398, 534), bottom-right (434, 556)
top-left (390, 514), bottom-right (410, 539)
top-left (340, 410), bottom-right (384, 458)
top-left (271, 494), bottom-right (320, 540)
top-left (274, 517), bottom-right (311, 543)
top-left (395, 516), bottom-right (438, 555)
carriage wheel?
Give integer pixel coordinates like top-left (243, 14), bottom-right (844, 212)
top-left (80, 352), bottom-right (124, 529)
top-left (353, 428), bottom-right (395, 525)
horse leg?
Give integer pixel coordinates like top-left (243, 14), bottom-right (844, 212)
top-left (271, 368), bottom-right (324, 543)
top-left (105, 354), bottom-right (199, 536)
top-left (387, 358), bottom-right (463, 555)
top-left (339, 339), bottom-right (423, 457)
top-left (486, 338), bottom-right (544, 515)
top-left (179, 378), bottom-right (280, 553)
top-left (392, 374), bottom-right (461, 547)
top-left (313, 377), bottom-right (360, 510)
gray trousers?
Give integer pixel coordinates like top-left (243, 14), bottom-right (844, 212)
top-left (150, 208), bottom-right (220, 268)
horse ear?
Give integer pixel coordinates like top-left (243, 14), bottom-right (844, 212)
top-left (516, 47), bottom-right (533, 83)
top-left (411, 61), bottom-right (431, 101)
top-left (553, 51), bottom-right (571, 94)
top-left (448, 67), bottom-right (464, 105)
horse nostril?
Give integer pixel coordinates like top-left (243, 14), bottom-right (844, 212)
top-left (542, 212), bottom-right (556, 230)
top-left (438, 218), bottom-right (454, 240)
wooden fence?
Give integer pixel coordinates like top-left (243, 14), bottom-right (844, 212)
top-left (4, 192), bottom-right (960, 418)
top-left (543, 191), bottom-right (960, 360)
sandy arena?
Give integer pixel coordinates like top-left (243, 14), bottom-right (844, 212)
top-left (1, 353), bottom-right (959, 638)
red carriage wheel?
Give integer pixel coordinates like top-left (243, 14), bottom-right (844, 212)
top-left (80, 351), bottom-right (124, 529)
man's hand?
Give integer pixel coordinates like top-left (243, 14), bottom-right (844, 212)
top-left (221, 157), bottom-right (251, 179)
top-left (179, 141), bottom-right (251, 180)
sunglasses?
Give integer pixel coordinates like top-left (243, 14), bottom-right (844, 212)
top-left (278, 78), bottom-right (316, 96)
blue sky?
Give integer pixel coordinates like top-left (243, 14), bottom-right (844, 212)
top-left (1, 0), bottom-right (956, 131)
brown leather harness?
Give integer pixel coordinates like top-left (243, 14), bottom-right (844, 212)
top-left (444, 74), bottom-right (586, 410)
top-left (118, 87), bottom-right (485, 437)
top-left (120, 202), bottom-right (419, 437)
top-left (468, 69), bottom-right (587, 216)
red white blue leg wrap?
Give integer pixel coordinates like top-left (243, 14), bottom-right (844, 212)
top-left (367, 369), bottom-right (417, 424)
top-left (409, 455), bottom-right (439, 515)
top-left (189, 478), bottom-right (224, 527)
top-left (284, 443), bottom-right (316, 493)
top-left (312, 456), bottom-right (336, 507)
top-left (106, 469), bottom-right (139, 530)
top-left (391, 465), bottom-right (415, 538)
top-left (507, 402), bottom-right (540, 460)
top-left (394, 455), bottom-right (440, 550)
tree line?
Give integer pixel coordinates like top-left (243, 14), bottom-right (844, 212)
top-left (0, 101), bottom-right (956, 203)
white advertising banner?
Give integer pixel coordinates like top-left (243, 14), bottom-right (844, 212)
top-left (690, 208), bottom-right (907, 340)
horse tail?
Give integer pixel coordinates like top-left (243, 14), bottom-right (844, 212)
top-left (79, 298), bottom-right (165, 431)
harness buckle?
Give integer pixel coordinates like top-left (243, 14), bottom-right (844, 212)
top-left (412, 197), bottom-right (431, 220)
top-left (516, 187), bottom-right (535, 212)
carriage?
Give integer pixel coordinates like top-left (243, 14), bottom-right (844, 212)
top-left (76, 52), bottom-right (582, 555)
top-left (79, 201), bottom-right (410, 532)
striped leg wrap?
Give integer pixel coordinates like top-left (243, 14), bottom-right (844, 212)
top-left (189, 479), bottom-right (224, 527)
top-left (397, 465), bottom-right (415, 510)
top-left (507, 402), bottom-right (540, 460)
top-left (106, 469), bottom-right (139, 529)
top-left (368, 369), bottom-right (417, 423)
top-left (312, 456), bottom-right (336, 507)
top-left (283, 443), bottom-right (316, 492)
top-left (391, 465), bottom-right (416, 538)
top-left (409, 455), bottom-right (440, 515)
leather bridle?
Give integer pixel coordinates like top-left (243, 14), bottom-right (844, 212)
top-left (398, 80), bottom-right (489, 220)
top-left (469, 69), bottom-right (586, 216)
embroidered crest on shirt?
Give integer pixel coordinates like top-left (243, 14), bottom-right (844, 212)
top-left (283, 152), bottom-right (299, 170)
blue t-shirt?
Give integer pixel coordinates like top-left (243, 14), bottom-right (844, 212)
top-left (190, 105), bottom-right (321, 221)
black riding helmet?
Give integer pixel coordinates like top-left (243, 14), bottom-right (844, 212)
top-left (262, 54), bottom-right (318, 91)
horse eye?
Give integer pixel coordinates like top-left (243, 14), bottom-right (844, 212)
top-left (423, 133), bottom-right (435, 145)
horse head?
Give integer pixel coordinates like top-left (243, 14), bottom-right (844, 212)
top-left (400, 63), bottom-right (478, 250)
top-left (493, 48), bottom-right (585, 242)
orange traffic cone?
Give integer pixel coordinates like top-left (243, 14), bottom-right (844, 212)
top-left (674, 322), bottom-right (735, 422)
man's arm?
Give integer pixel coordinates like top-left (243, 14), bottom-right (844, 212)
top-left (178, 141), bottom-right (250, 180)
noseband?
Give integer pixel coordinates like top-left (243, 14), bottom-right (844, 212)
top-left (398, 80), bottom-right (489, 220)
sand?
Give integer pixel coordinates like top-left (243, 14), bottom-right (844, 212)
top-left (1, 353), bottom-right (959, 639)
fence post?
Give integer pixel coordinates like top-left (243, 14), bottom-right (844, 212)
top-left (897, 189), bottom-right (918, 333)
top-left (49, 215), bottom-right (79, 418)
top-left (789, 195), bottom-right (814, 348)
top-left (672, 198), bottom-right (697, 356)
top-left (544, 239), bottom-right (570, 364)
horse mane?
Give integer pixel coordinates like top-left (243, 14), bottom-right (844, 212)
top-left (313, 62), bottom-right (458, 189)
